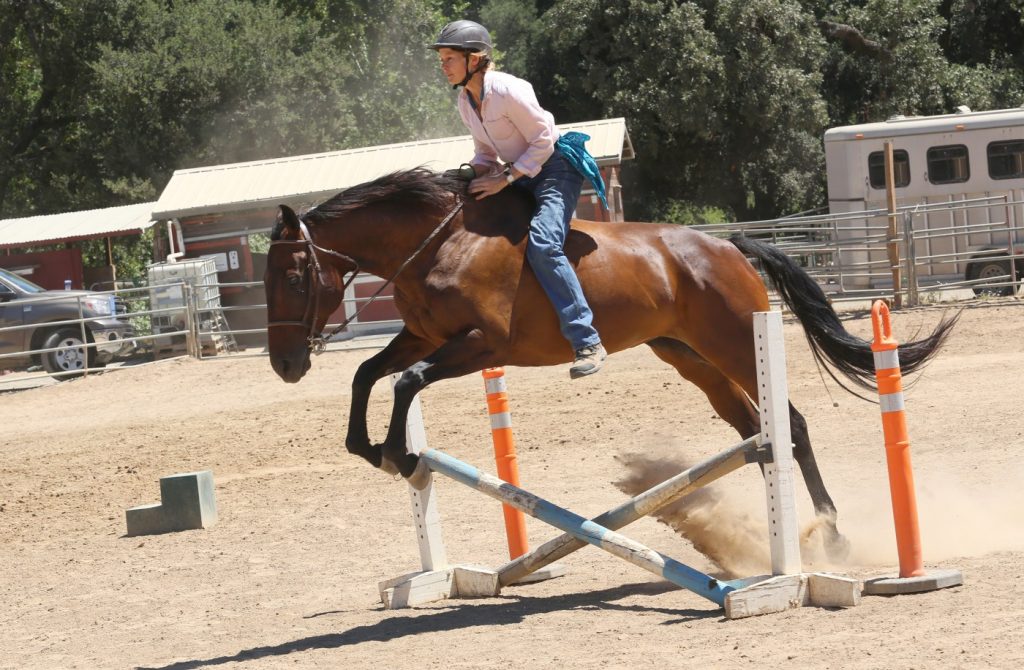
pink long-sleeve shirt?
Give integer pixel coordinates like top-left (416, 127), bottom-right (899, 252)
top-left (457, 71), bottom-right (560, 178)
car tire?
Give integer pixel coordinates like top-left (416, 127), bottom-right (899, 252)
top-left (967, 257), bottom-right (1014, 297)
top-left (40, 328), bottom-right (95, 380)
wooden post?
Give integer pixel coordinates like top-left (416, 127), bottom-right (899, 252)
top-left (377, 377), bottom-right (462, 609)
top-left (884, 141), bottom-right (903, 308)
top-left (608, 166), bottom-right (624, 223)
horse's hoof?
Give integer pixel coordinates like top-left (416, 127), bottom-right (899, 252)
top-left (405, 458), bottom-right (432, 490)
top-left (377, 457), bottom-right (400, 476)
top-left (825, 531), bottom-right (852, 562)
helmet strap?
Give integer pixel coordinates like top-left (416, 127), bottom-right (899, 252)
top-left (453, 52), bottom-right (488, 90)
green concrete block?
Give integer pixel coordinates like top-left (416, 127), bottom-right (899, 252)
top-left (125, 503), bottom-right (166, 537)
top-left (159, 471), bottom-right (217, 531)
top-left (125, 470), bottom-right (217, 536)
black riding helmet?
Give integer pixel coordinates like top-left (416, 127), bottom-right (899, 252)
top-left (430, 20), bottom-right (492, 89)
top-left (430, 20), bottom-right (492, 54)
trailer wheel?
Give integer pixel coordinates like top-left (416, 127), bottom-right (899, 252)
top-left (966, 257), bottom-right (1014, 297)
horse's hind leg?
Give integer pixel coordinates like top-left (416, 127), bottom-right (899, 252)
top-left (790, 405), bottom-right (849, 559)
top-left (648, 337), bottom-right (848, 559)
top-left (647, 338), bottom-right (760, 440)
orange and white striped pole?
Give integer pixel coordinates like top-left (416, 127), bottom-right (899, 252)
top-left (870, 300), bottom-right (925, 578)
top-left (481, 367), bottom-right (529, 559)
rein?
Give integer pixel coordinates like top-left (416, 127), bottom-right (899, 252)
top-left (267, 196), bottom-right (464, 354)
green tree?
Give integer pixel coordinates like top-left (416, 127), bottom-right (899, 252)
top-left (81, 229), bottom-right (156, 285)
top-left (532, 0), bottom-right (826, 220)
top-left (479, 0), bottom-right (542, 77)
top-left (941, 0), bottom-right (1024, 70)
top-left (819, 0), bottom-right (949, 123)
top-left (939, 0), bottom-right (1024, 110)
top-left (1, 0), bottom-right (463, 220)
top-left (537, 0), bottom-right (725, 219)
top-left (4, 0), bottom-right (1024, 232)
top-left (708, 0), bottom-right (829, 219)
top-left (0, 0), bottom-right (126, 215)
top-left (87, 1), bottom-right (463, 193)
top-left (1, 0), bottom-right (465, 279)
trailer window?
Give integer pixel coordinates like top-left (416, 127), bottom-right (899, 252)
top-left (987, 141), bottom-right (1024, 180)
top-left (927, 145), bottom-right (970, 184)
top-left (868, 150), bottom-right (910, 189)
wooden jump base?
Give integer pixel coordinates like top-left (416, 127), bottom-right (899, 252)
top-left (380, 312), bottom-right (861, 618)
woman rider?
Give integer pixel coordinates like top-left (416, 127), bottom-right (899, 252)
top-left (431, 19), bottom-right (607, 378)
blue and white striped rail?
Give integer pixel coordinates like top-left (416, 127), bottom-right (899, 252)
top-left (418, 447), bottom-right (738, 606)
top-left (497, 435), bottom-right (759, 587)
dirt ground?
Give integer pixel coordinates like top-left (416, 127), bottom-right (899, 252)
top-left (2, 300), bottom-right (1023, 670)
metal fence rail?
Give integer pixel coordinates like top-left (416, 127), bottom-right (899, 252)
top-left (697, 196), bottom-right (1023, 305)
top-left (0, 275), bottom-right (400, 387)
top-left (3, 197), bottom-right (1019, 388)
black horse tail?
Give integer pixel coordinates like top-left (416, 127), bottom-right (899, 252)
top-left (729, 234), bottom-right (959, 392)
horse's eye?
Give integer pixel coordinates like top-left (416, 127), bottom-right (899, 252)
top-left (287, 274), bottom-right (301, 287)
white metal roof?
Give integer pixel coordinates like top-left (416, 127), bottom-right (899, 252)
top-left (153, 118), bottom-right (634, 220)
top-left (824, 106), bottom-right (1024, 142)
top-left (0, 202), bottom-right (157, 250)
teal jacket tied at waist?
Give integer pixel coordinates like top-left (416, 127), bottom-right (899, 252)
top-left (555, 131), bottom-right (609, 210)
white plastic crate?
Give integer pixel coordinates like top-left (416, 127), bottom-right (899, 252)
top-left (147, 257), bottom-right (221, 312)
top-left (147, 258), bottom-right (230, 355)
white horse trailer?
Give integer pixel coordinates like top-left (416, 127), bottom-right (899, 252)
top-left (825, 107), bottom-right (1024, 294)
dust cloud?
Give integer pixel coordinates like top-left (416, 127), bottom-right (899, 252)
top-left (838, 465), bottom-right (1024, 566)
top-left (614, 452), bottom-right (1024, 579)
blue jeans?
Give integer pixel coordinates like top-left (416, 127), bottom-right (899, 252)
top-left (515, 152), bottom-right (601, 351)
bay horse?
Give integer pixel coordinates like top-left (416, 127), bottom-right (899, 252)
top-left (265, 168), bottom-right (956, 557)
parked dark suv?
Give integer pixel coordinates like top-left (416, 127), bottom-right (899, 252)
top-left (0, 267), bottom-right (136, 379)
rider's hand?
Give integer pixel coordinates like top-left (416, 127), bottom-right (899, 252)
top-left (468, 174), bottom-right (510, 200)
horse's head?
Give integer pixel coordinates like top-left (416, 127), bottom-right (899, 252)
top-left (264, 205), bottom-right (351, 383)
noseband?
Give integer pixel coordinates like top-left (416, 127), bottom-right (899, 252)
top-left (267, 197), bottom-right (464, 354)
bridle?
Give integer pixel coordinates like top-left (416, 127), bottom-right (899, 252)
top-left (266, 219), bottom-right (359, 354)
top-left (266, 196), bottom-right (464, 354)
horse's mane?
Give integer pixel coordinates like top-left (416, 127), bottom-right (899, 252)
top-left (305, 168), bottom-right (464, 224)
top-left (270, 168), bottom-right (470, 240)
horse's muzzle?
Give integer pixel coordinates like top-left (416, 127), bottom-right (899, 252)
top-left (270, 350), bottom-right (311, 383)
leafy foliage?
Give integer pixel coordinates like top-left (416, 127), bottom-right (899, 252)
top-left (1, 0), bottom-right (1023, 249)
top-left (81, 229), bottom-right (155, 285)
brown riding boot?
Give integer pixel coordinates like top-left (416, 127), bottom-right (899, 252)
top-left (570, 343), bottom-right (607, 379)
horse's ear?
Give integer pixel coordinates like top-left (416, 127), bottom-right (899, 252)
top-left (278, 205), bottom-right (301, 232)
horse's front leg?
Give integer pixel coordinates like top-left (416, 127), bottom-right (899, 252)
top-left (377, 329), bottom-right (497, 487)
top-left (345, 328), bottom-right (435, 474)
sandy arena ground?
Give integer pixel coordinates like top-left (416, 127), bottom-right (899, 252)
top-left (2, 300), bottom-right (1023, 669)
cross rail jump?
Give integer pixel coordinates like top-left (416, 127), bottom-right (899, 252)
top-left (380, 312), bottom-right (861, 619)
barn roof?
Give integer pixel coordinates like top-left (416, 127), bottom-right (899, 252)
top-left (153, 118), bottom-right (634, 220)
top-left (0, 202), bottom-right (157, 250)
